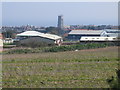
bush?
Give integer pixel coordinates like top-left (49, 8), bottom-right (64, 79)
top-left (5, 49), bottom-right (33, 54)
top-left (44, 42), bottom-right (112, 52)
top-left (4, 42), bottom-right (117, 54)
top-left (16, 38), bottom-right (55, 48)
top-left (107, 68), bottom-right (120, 89)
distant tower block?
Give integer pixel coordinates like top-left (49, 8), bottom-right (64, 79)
top-left (57, 15), bottom-right (64, 29)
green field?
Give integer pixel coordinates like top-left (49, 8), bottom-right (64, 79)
top-left (2, 46), bottom-right (119, 88)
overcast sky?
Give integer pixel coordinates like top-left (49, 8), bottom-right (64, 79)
top-left (2, 2), bottom-right (118, 27)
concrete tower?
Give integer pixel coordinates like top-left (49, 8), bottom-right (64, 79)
top-left (57, 15), bottom-right (64, 29)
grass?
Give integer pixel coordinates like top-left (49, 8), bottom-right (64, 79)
top-left (2, 46), bottom-right (119, 88)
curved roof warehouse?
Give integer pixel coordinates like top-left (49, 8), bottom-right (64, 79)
top-left (15, 31), bottom-right (63, 45)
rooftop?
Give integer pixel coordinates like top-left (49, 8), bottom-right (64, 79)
top-left (69, 30), bottom-right (103, 35)
top-left (17, 31), bottom-right (62, 40)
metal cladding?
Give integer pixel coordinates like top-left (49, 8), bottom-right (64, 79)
top-left (17, 31), bottom-right (62, 40)
top-left (69, 30), bottom-right (103, 35)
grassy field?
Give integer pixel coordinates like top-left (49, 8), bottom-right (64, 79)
top-left (2, 46), bottom-right (119, 88)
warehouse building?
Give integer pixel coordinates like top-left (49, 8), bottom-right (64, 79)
top-left (14, 31), bottom-right (63, 46)
top-left (67, 30), bottom-right (103, 41)
top-left (101, 29), bottom-right (120, 37)
top-left (79, 29), bottom-right (120, 43)
top-left (80, 36), bottom-right (119, 42)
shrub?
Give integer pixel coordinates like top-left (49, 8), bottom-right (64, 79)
top-left (44, 42), bottom-right (112, 52)
top-left (4, 42), bottom-right (116, 54)
top-left (107, 68), bottom-right (120, 89)
top-left (16, 38), bottom-right (55, 48)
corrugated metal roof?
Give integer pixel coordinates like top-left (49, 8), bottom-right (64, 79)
top-left (103, 33), bottom-right (119, 37)
top-left (17, 31), bottom-right (62, 40)
top-left (104, 29), bottom-right (119, 31)
top-left (69, 30), bottom-right (103, 35)
top-left (17, 31), bottom-right (42, 36)
top-left (101, 29), bottom-right (120, 37)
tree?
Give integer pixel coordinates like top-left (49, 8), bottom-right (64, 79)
top-left (2, 30), bottom-right (16, 39)
top-left (46, 27), bottom-right (59, 35)
top-left (107, 68), bottom-right (120, 89)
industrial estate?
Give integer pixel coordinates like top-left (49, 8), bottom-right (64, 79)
top-left (0, 15), bottom-right (120, 46)
top-left (1, 15), bottom-right (120, 88)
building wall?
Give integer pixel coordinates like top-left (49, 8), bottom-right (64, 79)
top-left (80, 37), bottom-right (118, 42)
top-left (67, 34), bottom-right (100, 41)
top-left (3, 38), bottom-right (14, 44)
top-left (101, 30), bottom-right (120, 37)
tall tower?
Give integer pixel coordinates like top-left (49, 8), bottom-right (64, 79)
top-left (57, 15), bottom-right (64, 29)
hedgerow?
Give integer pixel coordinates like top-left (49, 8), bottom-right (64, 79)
top-left (44, 42), bottom-right (115, 52)
top-left (3, 42), bottom-right (117, 54)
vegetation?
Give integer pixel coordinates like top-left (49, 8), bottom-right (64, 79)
top-left (4, 42), bottom-right (117, 54)
top-left (3, 43), bottom-right (16, 49)
top-left (2, 30), bottom-right (16, 38)
top-left (107, 67), bottom-right (120, 89)
top-left (46, 27), bottom-right (60, 35)
top-left (44, 42), bottom-right (113, 52)
top-left (15, 38), bottom-right (55, 48)
top-left (2, 46), bottom-right (119, 88)
top-left (69, 25), bottom-right (114, 30)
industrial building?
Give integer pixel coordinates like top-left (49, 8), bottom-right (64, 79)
top-left (68, 30), bottom-right (103, 41)
top-left (79, 29), bottom-right (120, 42)
top-left (67, 29), bottom-right (120, 41)
top-left (15, 31), bottom-right (63, 46)
top-left (80, 36), bottom-right (119, 42)
top-left (101, 29), bottom-right (120, 37)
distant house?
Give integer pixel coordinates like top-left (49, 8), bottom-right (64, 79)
top-left (67, 30), bottom-right (103, 41)
top-left (3, 38), bottom-right (14, 44)
top-left (14, 31), bottom-right (63, 46)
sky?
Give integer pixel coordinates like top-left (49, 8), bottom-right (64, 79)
top-left (2, 2), bottom-right (118, 27)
